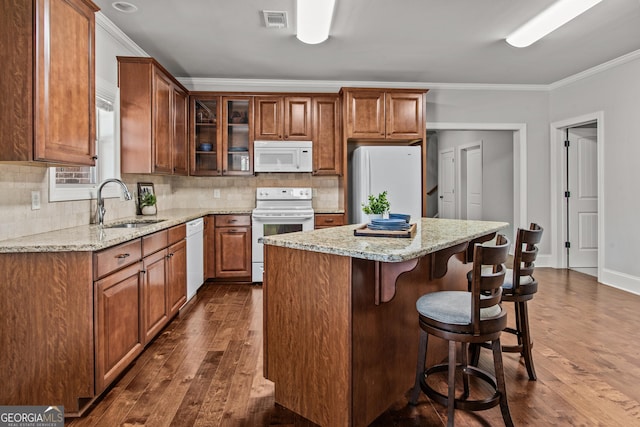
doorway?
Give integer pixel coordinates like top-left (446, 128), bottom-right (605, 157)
top-left (459, 141), bottom-right (483, 221)
top-left (550, 112), bottom-right (604, 280)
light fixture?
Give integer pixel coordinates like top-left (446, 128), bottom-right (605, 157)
top-left (112, 1), bottom-right (138, 13)
top-left (296, 0), bottom-right (336, 44)
top-left (506, 0), bottom-right (602, 48)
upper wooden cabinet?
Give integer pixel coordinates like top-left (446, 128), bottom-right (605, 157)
top-left (254, 96), bottom-right (312, 141)
top-left (312, 96), bottom-right (342, 176)
top-left (190, 95), bottom-right (223, 176)
top-left (342, 88), bottom-right (427, 140)
top-left (0, 0), bottom-right (99, 165)
top-left (223, 96), bottom-right (254, 175)
top-left (118, 57), bottom-right (189, 175)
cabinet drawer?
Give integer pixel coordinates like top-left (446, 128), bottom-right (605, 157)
top-left (315, 214), bottom-right (345, 228)
top-left (142, 230), bottom-right (168, 257)
top-left (168, 224), bottom-right (186, 244)
top-left (94, 239), bottom-right (142, 280)
top-left (215, 214), bottom-right (251, 227)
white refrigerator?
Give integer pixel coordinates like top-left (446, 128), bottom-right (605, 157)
top-left (350, 145), bottom-right (422, 224)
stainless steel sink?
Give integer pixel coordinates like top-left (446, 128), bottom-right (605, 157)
top-left (104, 219), bottom-right (165, 229)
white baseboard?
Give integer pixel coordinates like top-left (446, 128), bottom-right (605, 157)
top-left (599, 268), bottom-right (640, 296)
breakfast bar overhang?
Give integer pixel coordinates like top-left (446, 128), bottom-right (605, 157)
top-left (262, 218), bottom-right (508, 427)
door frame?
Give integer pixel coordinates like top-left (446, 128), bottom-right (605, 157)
top-left (457, 140), bottom-right (483, 220)
top-left (427, 122), bottom-right (527, 234)
top-left (549, 111), bottom-right (604, 278)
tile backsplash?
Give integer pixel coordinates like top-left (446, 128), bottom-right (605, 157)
top-left (0, 164), bottom-right (341, 241)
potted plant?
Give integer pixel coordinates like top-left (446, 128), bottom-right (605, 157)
top-left (361, 191), bottom-right (390, 220)
top-left (139, 191), bottom-right (157, 215)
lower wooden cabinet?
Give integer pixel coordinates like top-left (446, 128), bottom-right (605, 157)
top-left (315, 213), bottom-right (345, 229)
top-left (214, 214), bottom-right (251, 279)
top-left (95, 261), bottom-right (144, 393)
top-left (142, 248), bottom-right (169, 343)
top-left (167, 238), bottom-right (187, 314)
top-left (204, 215), bottom-right (216, 279)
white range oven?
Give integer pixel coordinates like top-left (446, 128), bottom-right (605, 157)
top-left (252, 187), bottom-right (314, 282)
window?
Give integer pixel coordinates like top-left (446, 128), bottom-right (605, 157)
top-left (49, 88), bottom-right (121, 201)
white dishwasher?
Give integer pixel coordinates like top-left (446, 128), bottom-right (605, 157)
top-left (185, 217), bottom-right (204, 301)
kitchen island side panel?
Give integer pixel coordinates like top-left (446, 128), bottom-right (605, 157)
top-left (351, 250), bottom-right (469, 426)
top-left (264, 245), bottom-right (352, 427)
top-left (0, 252), bottom-right (94, 414)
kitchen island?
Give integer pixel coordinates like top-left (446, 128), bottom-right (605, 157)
top-left (261, 218), bottom-right (508, 427)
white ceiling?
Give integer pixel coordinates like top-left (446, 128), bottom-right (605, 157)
top-left (95, 0), bottom-right (640, 85)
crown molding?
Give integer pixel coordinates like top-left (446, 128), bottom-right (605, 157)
top-left (96, 12), bottom-right (148, 57)
top-left (177, 77), bottom-right (548, 93)
top-left (549, 48), bottom-right (640, 90)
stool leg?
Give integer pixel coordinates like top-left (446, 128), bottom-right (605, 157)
top-left (469, 342), bottom-right (481, 367)
top-left (410, 328), bottom-right (428, 405)
top-left (514, 301), bottom-right (523, 349)
top-left (447, 340), bottom-right (456, 427)
top-left (461, 342), bottom-right (470, 399)
top-left (519, 301), bottom-right (537, 381)
top-left (492, 338), bottom-right (514, 427)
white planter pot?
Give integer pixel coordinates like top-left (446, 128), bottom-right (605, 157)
top-left (141, 205), bottom-right (157, 215)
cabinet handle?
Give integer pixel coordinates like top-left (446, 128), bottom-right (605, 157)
top-left (140, 269), bottom-right (146, 274)
top-left (91, 155), bottom-right (98, 160)
top-left (325, 218), bottom-right (334, 223)
top-left (228, 219), bottom-right (238, 223)
top-left (116, 253), bottom-right (130, 259)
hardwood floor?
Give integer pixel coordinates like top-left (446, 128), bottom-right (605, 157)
top-left (67, 269), bottom-right (640, 426)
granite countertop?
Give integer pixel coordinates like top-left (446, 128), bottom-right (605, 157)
top-left (261, 218), bottom-right (508, 262)
top-left (0, 208), bottom-right (252, 253)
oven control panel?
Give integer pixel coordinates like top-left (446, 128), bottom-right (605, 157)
top-left (256, 187), bottom-right (312, 200)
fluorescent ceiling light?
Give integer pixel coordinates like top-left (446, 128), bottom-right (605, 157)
top-left (296, 0), bottom-right (336, 44)
top-left (506, 0), bottom-right (602, 48)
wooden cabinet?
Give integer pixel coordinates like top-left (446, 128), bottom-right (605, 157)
top-left (223, 96), bottom-right (254, 175)
top-left (94, 240), bottom-right (144, 394)
top-left (141, 247), bottom-right (168, 343)
top-left (214, 215), bottom-right (251, 279)
top-left (0, 0), bottom-right (98, 165)
top-left (204, 215), bottom-right (216, 279)
top-left (254, 96), bottom-right (312, 141)
top-left (312, 96), bottom-right (342, 175)
top-left (167, 229), bottom-right (187, 315)
top-left (342, 88), bottom-right (426, 140)
top-left (315, 213), bottom-right (345, 229)
top-left (118, 57), bottom-right (189, 175)
top-left (190, 95), bottom-right (222, 176)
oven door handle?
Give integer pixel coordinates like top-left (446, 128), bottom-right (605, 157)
top-left (252, 214), bottom-right (314, 220)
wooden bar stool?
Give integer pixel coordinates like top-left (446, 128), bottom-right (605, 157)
top-left (410, 235), bottom-right (513, 427)
top-left (468, 223), bottom-right (543, 380)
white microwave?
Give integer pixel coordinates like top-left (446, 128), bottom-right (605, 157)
top-left (254, 140), bottom-right (313, 173)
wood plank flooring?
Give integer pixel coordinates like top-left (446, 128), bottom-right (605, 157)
top-left (67, 268), bottom-right (640, 426)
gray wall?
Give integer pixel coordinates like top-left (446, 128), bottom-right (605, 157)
top-left (437, 130), bottom-right (514, 242)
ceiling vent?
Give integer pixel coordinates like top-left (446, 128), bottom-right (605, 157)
top-left (262, 10), bottom-right (288, 29)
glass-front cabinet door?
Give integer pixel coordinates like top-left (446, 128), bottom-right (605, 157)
top-left (190, 95), bottom-right (222, 175)
top-left (223, 96), bottom-right (253, 175)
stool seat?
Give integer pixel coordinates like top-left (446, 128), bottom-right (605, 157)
top-left (410, 235), bottom-right (514, 427)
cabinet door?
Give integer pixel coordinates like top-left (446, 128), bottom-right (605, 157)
top-left (312, 96), bottom-right (341, 175)
top-left (345, 90), bottom-right (385, 139)
top-left (191, 96), bottom-right (222, 176)
top-left (142, 249), bottom-right (168, 343)
top-left (95, 262), bottom-right (143, 393)
top-left (152, 68), bottom-right (173, 173)
top-left (172, 87), bottom-right (189, 175)
top-left (222, 96), bottom-right (253, 175)
top-left (167, 239), bottom-right (187, 315)
top-left (284, 97), bottom-right (312, 140)
top-left (254, 96), bottom-right (282, 140)
top-left (385, 92), bottom-right (424, 139)
top-left (204, 215), bottom-right (216, 279)
top-left (215, 226), bottom-right (251, 278)
top-left (33, 0), bottom-right (97, 165)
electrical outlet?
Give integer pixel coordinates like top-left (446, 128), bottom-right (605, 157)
top-left (213, 189), bottom-right (221, 199)
top-left (31, 191), bottom-right (41, 210)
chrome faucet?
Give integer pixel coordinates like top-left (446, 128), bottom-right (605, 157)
top-left (96, 178), bottom-right (133, 226)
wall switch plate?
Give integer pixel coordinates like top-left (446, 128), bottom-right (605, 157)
top-left (31, 191), bottom-right (41, 210)
top-left (213, 189), bottom-right (221, 198)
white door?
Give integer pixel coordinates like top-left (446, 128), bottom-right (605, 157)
top-left (567, 127), bottom-right (598, 268)
top-left (439, 149), bottom-right (455, 219)
top-left (460, 143), bottom-right (482, 220)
